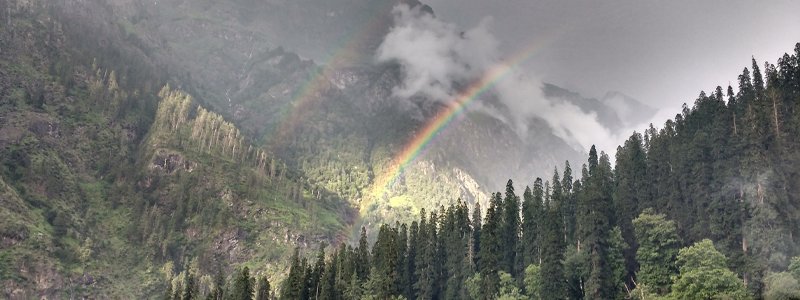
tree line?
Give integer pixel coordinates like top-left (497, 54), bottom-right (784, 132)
top-left (162, 43), bottom-right (800, 299)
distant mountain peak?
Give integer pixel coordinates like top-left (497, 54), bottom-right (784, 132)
top-left (541, 83), bottom-right (658, 132)
top-left (600, 90), bottom-right (657, 127)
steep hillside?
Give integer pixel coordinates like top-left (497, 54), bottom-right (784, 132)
top-left (88, 0), bottom-right (623, 222)
top-left (0, 1), bottom-right (351, 297)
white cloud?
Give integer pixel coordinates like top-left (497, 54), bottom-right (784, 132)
top-left (376, 4), bottom-right (625, 155)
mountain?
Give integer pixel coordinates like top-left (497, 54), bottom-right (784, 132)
top-left (0, 0), bottom-right (660, 297)
top-left (0, 1), bottom-right (357, 297)
top-left (601, 91), bottom-right (658, 127)
top-left (542, 83), bottom-right (657, 133)
top-left (93, 0), bottom-right (601, 219)
top-left (161, 40), bottom-right (800, 300)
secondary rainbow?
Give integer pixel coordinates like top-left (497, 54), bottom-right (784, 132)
top-left (269, 3), bottom-right (394, 143)
top-left (368, 41), bottom-right (550, 204)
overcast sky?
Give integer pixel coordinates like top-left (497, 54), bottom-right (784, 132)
top-left (423, 0), bottom-right (800, 118)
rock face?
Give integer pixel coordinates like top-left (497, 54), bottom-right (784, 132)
top-left (150, 150), bottom-right (196, 174)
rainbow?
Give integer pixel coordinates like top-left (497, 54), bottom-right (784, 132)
top-left (269, 2), bottom-right (396, 144)
top-left (366, 41), bottom-right (551, 209)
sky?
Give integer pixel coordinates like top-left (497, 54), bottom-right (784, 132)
top-left (423, 0), bottom-right (800, 121)
top-left (375, 5), bottom-right (622, 153)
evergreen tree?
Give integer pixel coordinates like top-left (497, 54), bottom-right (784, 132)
top-left (415, 209), bottom-right (437, 299)
top-left (230, 267), bottom-right (254, 300)
top-left (209, 269), bottom-right (225, 300)
top-left (396, 223), bottom-right (409, 298)
top-left (183, 272), bottom-right (197, 300)
top-left (561, 162), bottom-right (577, 246)
top-left (583, 147), bottom-right (617, 299)
top-left (310, 243), bottom-right (327, 298)
top-left (282, 250), bottom-right (304, 300)
top-left (371, 224), bottom-right (399, 298)
top-left (343, 272), bottom-right (362, 299)
top-left (502, 180), bottom-right (521, 276)
top-left (471, 202), bottom-right (482, 270)
top-left (522, 181), bottom-right (543, 268)
top-left (165, 282), bottom-right (174, 300)
top-left (356, 227), bottom-right (370, 280)
top-left (539, 191), bottom-right (567, 299)
top-left (318, 252), bottom-right (337, 300)
top-left (614, 133), bottom-right (649, 281)
top-left (479, 192), bottom-right (503, 298)
top-left (407, 220), bottom-right (419, 299)
top-left (301, 258), bottom-right (313, 300)
top-left (256, 277), bottom-right (270, 300)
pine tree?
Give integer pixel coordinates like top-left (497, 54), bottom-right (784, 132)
top-left (164, 282), bottom-right (174, 300)
top-left (539, 192), bottom-right (567, 299)
top-left (310, 243), bottom-right (327, 298)
top-left (371, 224), bottom-right (399, 298)
top-left (209, 269), bottom-right (225, 300)
top-left (256, 277), bottom-right (270, 300)
top-left (443, 201), bottom-right (470, 299)
top-left (356, 227), bottom-right (370, 280)
top-left (583, 147), bottom-right (617, 299)
top-left (183, 272), bottom-right (197, 300)
top-left (230, 267), bottom-right (254, 300)
top-left (614, 133), bottom-right (649, 281)
top-left (479, 192), bottom-right (503, 298)
top-left (471, 202), bottom-right (482, 270)
top-left (502, 179), bottom-right (520, 276)
top-left (282, 250), bottom-right (304, 300)
top-left (521, 181), bottom-right (543, 268)
top-left (561, 161), bottom-right (577, 246)
top-left (415, 209), bottom-right (437, 299)
top-left (407, 220), bottom-right (419, 299)
top-left (301, 258), bottom-right (313, 300)
top-left (318, 252), bottom-right (337, 300)
top-left (396, 223), bottom-right (409, 298)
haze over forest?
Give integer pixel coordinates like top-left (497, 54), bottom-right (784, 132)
top-left (1, 0), bottom-right (800, 299)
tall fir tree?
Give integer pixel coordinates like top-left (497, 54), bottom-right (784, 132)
top-left (540, 190), bottom-right (567, 299)
top-left (521, 181), bottom-right (543, 268)
top-left (614, 132), bottom-right (649, 281)
top-left (502, 180), bottom-right (521, 276)
top-left (583, 147), bottom-right (617, 299)
top-left (479, 192), bottom-right (503, 298)
top-left (256, 277), bottom-right (270, 300)
top-left (356, 227), bottom-right (370, 281)
top-left (562, 161), bottom-right (577, 246)
top-left (471, 201), bottom-right (482, 270)
top-left (230, 267), bottom-right (254, 300)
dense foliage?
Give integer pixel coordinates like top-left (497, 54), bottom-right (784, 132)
top-left (170, 44), bottom-right (800, 299)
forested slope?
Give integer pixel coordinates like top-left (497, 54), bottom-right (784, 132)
top-left (189, 45), bottom-right (800, 300)
top-left (0, 1), bottom-right (351, 298)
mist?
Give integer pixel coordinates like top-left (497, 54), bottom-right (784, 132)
top-left (376, 4), bottom-right (623, 154)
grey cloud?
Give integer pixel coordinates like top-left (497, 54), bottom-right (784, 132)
top-left (376, 4), bottom-right (624, 154)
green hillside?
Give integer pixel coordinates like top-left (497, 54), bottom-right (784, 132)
top-left (0, 1), bottom-right (352, 297)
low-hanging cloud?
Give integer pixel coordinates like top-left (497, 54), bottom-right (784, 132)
top-left (376, 4), bottom-right (623, 154)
